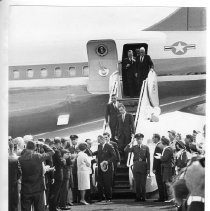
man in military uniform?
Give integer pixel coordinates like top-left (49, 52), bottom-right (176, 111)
top-left (124, 133), bottom-right (150, 202)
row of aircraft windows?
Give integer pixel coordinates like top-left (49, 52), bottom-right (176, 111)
top-left (12, 66), bottom-right (89, 79)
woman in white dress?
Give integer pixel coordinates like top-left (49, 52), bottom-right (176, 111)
top-left (77, 142), bottom-right (91, 205)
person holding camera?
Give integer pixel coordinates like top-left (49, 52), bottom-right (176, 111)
top-left (18, 140), bottom-right (54, 211)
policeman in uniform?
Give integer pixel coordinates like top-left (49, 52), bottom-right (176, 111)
top-left (124, 133), bottom-right (150, 201)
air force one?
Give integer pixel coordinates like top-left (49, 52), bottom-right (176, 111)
top-left (8, 6), bottom-right (206, 196)
top-left (9, 7), bottom-right (206, 138)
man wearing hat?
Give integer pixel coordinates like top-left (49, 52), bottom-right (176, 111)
top-left (135, 47), bottom-right (154, 94)
top-left (124, 133), bottom-right (150, 202)
top-left (160, 136), bottom-right (174, 202)
top-left (68, 135), bottom-right (80, 204)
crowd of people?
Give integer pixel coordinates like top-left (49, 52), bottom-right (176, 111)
top-left (8, 124), bottom-right (205, 211)
top-left (8, 75), bottom-right (205, 211)
top-left (151, 128), bottom-right (205, 211)
top-left (8, 132), bottom-right (122, 211)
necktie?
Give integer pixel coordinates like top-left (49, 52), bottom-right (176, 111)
top-left (141, 56), bottom-right (143, 62)
top-left (122, 114), bottom-right (125, 122)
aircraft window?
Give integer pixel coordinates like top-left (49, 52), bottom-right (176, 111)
top-left (55, 67), bottom-right (62, 77)
top-left (83, 66), bottom-right (89, 76)
top-left (69, 67), bottom-right (76, 77)
top-left (41, 68), bottom-right (48, 78)
top-left (13, 70), bottom-right (20, 79)
top-left (27, 69), bottom-right (34, 78)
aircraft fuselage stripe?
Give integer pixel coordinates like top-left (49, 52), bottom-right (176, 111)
top-left (161, 95), bottom-right (205, 107)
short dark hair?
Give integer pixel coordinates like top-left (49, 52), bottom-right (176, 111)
top-left (78, 143), bottom-right (87, 151)
top-left (153, 133), bottom-right (160, 140)
top-left (97, 135), bottom-right (104, 140)
top-left (134, 133), bottom-right (144, 139)
top-left (85, 139), bottom-right (91, 143)
top-left (186, 135), bottom-right (193, 142)
top-left (45, 138), bottom-right (52, 145)
top-left (161, 136), bottom-right (170, 146)
top-left (70, 135), bottom-right (78, 140)
top-left (103, 132), bottom-right (110, 137)
top-left (61, 138), bottom-right (68, 145)
top-left (54, 137), bottom-right (61, 145)
top-left (26, 141), bottom-right (36, 150)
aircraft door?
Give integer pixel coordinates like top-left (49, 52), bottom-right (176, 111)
top-left (87, 40), bottom-right (118, 94)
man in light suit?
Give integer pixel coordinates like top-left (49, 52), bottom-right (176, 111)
top-left (122, 50), bottom-right (137, 97)
top-left (94, 135), bottom-right (116, 203)
top-left (115, 103), bottom-right (135, 156)
top-left (124, 133), bottom-right (150, 202)
top-left (152, 133), bottom-right (165, 202)
top-left (105, 94), bottom-right (120, 142)
top-left (135, 47), bottom-right (154, 94)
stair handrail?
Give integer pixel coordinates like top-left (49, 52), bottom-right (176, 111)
top-left (102, 71), bottom-right (119, 132)
top-left (127, 79), bottom-right (146, 167)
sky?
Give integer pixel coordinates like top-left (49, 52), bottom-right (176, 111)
top-left (8, 6), bottom-right (178, 65)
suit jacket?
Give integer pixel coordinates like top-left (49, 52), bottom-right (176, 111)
top-left (109, 140), bottom-right (121, 163)
top-left (97, 143), bottom-right (116, 167)
top-left (125, 144), bottom-right (150, 174)
top-left (160, 146), bottom-right (174, 168)
top-left (122, 57), bottom-right (136, 81)
top-left (116, 113), bottom-right (134, 138)
top-left (19, 144), bottom-right (54, 194)
top-left (153, 141), bottom-right (164, 172)
top-left (52, 147), bottom-right (66, 181)
top-left (136, 54), bottom-right (154, 81)
top-left (9, 155), bottom-right (21, 205)
top-left (105, 102), bottom-right (120, 127)
top-left (68, 145), bottom-right (78, 174)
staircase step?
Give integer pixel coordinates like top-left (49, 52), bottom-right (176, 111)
top-left (113, 188), bottom-right (134, 193)
top-left (114, 183), bottom-right (130, 189)
top-left (114, 180), bottom-right (130, 186)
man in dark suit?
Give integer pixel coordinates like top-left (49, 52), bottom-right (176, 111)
top-left (135, 47), bottom-right (154, 94)
top-left (115, 103), bottom-right (135, 156)
top-left (68, 135), bottom-right (80, 204)
top-left (152, 133), bottom-right (165, 202)
top-left (19, 140), bottom-right (54, 211)
top-left (105, 94), bottom-right (120, 142)
top-left (103, 132), bottom-right (121, 185)
top-left (124, 133), bottom-right (150, 202)
top-left (160, 136), bottom-right (174, 202)
top-left (95, 135), bottom-right (116, 202)
top-left (122, 50), bottom-right (137, 97)
top-left (49, 137), bottom-right (66, 211)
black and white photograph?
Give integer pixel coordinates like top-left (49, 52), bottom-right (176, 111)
top-left (1, 1), bottom-right (207, 211)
